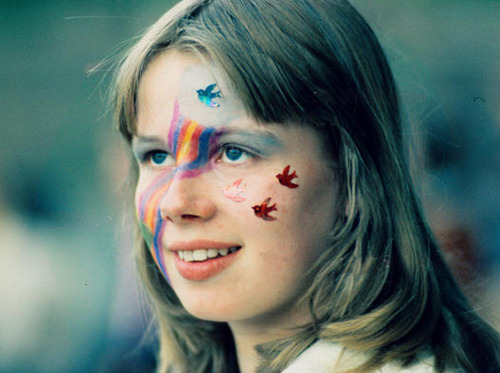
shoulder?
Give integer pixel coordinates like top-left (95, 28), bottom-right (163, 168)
top-left (282, 340), bottom-right (440, 373)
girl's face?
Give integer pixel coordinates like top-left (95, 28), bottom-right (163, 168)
top-left (134, 50), bottom-right (340, 326)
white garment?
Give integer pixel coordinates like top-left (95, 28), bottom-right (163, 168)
top-left (282, 340), bottom-right (436, 372)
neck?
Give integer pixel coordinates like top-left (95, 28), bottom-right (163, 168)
top-left (228, 302), bottom-right (311, 373)
top-left (229, 322), bottom-right (288, 373)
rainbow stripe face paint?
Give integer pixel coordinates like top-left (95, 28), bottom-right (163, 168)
top-left (137, 172), bottom-right (173, 277)
top-left (135, 100), bottom-right (223, 280)
top-left (168, 100), bottom-right (221, 178)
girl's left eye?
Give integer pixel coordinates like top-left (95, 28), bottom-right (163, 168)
top-left (219, 146), bottom-right (253, 164)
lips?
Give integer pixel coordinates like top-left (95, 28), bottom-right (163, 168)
top-left (169, 240), bottom-right (242, 281)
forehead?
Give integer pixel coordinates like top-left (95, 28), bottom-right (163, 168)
top-left (136, 49), bottom-right (247, 133)
top-left (135, 50), bottom-right (331, 161)
top-left (135, 50), bottom-right (334, 168)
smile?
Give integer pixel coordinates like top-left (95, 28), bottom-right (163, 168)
top-left (170, 240), bottom-right (243, 281)
top-left (178, 247), bottom-right (241, 262)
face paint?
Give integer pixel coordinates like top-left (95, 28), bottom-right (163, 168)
top-left (168, 100), bottom-right (222, 178)
top-left (252, 197), bottom-right (277, 221)
top-left (135, 51), bottom-right (342, 326)
top-left (137, 172), bottom-right (173, 278)
top-left (136, 100), bottom-right (224, 281)
top-left (196, 83), bottom-right (221, 108)
top-left (224, 179), bottom-right (247, 202)
top-left (276, 165), bottom-right (299, 188)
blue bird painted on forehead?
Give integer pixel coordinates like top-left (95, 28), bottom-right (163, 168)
top-left (196, 83), bottom-right (221, 108)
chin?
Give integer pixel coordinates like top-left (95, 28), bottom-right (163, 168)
top-left (182, 303), bottom-right (241, 323)
top-left (178, 292), bottom-right (267, 324)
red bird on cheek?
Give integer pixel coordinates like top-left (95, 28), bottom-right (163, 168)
top-left (276, 165), bottom-right (299, 188)
top-left (252, 197), bottom-right (277, 221)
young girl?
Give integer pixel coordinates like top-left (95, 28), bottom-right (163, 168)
top-left (111, 0), bottom-right (500, 371)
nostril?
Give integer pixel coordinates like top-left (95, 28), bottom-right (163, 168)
top-left (181, 214), bottom-right (199, 221)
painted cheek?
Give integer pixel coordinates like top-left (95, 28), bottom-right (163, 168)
top-left (134, 101), bottom-right (223, 282)
top-left (249, 166), bottom-right (300, 221)
top-left (136, 171), bottom-right (173, 281)
top-left (247, 174), bottom-right (282, 222)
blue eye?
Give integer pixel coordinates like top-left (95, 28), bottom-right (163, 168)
top-left (225, 147), bottom-right (243, 161)
top-left (151, 152), bottom-right (167, 164)
top-left (220, 146), bottom-right (252, 164)
top-left (146, 151), bottom-right (174, 168)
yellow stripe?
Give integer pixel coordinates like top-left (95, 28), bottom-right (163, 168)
top-left (176, 120), bottom-right (197, 163)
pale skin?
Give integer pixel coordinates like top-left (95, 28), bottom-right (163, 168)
top-left (134, 50), bottom-right (340, 372)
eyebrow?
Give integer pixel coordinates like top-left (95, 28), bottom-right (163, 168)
top-left (220, 129), bottom-right (282, 149)
top-left (131, 128), bottom-right (283, 158)
top-left (132, 136), bottom-right (169, 157)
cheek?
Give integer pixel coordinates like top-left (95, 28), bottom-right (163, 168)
top-left (135, 173), bottom-right (172, 237)
top-left (292, 176), bottom-right (339, 239)
top-left (218, 165), bottom-right (336, 227)
top-left (219, 166), bottom-right (302, 215)
top-left (134, 173), bottom-right (173, 281)
top-left (218, 173), bottom-right (279, 220)
top-left (272, 166), bottom-right (339, 235)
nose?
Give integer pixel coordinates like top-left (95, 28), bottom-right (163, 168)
top-left (159, 172), bottom-right (217, 224)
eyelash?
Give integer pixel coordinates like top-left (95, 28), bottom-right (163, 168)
top-left (139, 150), bottom-right (174, 168)
top-left (216, 144), bottom-right (258, 165)
top-left (137, 144), bottom-right (259, 169)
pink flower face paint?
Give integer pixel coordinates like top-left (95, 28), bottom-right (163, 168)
top-left (224, 179), bottom-right (247, 202)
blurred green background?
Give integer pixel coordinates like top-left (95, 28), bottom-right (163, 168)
top-left (1, 1), bottom-right (499, 372)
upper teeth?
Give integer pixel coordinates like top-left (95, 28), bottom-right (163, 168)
top-left (178, 247), bottom-right (239, 262)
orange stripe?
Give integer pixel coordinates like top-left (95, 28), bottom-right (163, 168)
top-left (175, 119), bottom-right (190, 160)
top-left (186, 123), bottom-right (204, 162)
top-left (144, 180), bottom-right (172, 229)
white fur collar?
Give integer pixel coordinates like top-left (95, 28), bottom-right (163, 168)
top-left (282, 340), bottom-right (436, 372)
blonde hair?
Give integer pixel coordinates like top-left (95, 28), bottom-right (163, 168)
top-left (112, 1), bottom-right (500, 372)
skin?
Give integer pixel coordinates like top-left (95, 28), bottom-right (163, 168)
top-left (134, 50), bottom-right (340, 373)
